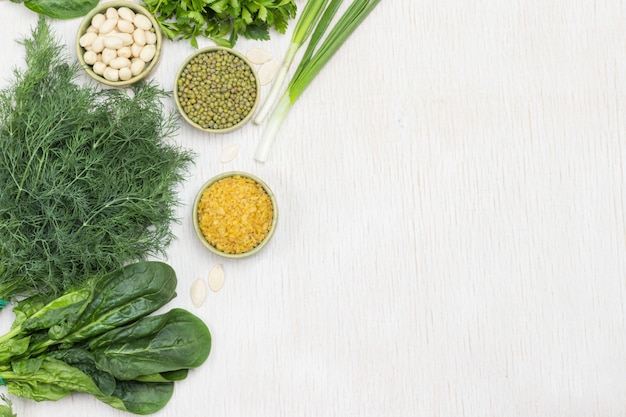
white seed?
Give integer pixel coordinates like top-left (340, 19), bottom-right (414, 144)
top-left (103, 67), bottom-right (119, 82)
top-left (101, 48), bottom-right (117, 65)
top-left (139, 44), bottom-right (156, 62)
top-left (130, 58), bottom-right (146, 76)
top-left (117, 46), bottom-right (132, 58)
top-left (133, 14), bottom-right (153, 31)
top-left (258, 58), bottom-right (280, 86)
top-left (103, 35), bottom-right (123, 49)
top-left (116, 32), bottom-right (134, 46)
top-left (208, 264), bottom-right (225, 292)
top-left (92, 61), bottom-right (106, 75)
top-left (117, 6), bottom-right (135, 22)
top-left (119, 66), bottom-right (133, 81)
top-left (83, 50), bottom-right (98, 65)
top-left (98, 17), bottom-right (118, 34)
top-left (86, 25), bottom-right (98, 34)
top-left (105, 7), bottom-right (118, 20)
top-left (220, 143), bottom-right (240, 163)
top-left (190, 278), bottom-right (207, 307)
top-left (91, 13), bottom-right (106, 29)
top-left (79, 32), bottom-right (97, 47)
top-left (132, 28), bottom-right (146, 46)
top-left (117, 19), bottom-right (135, 34)
top-left (246, 48), bottom-right (273, 64)
top-left (91, 36), bottom-right (105, 53)
top-left (109, 56), bottom-right (131, 69)
top-left (145, 30), bottom-right (157, 45)
top-left (131, 43), bottom-right (143, 58)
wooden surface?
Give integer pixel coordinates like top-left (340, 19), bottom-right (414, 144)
top-left (1, 0), bottom-right (625, 416)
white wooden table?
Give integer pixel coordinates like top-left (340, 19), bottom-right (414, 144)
top-left (1, 1), bottom-right (625, 416)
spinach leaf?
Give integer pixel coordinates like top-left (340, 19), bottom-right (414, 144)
top-left (108, 380), bottom-right (174, 415)
top-left (89, 308), bottom-right (211, 380)
top-left (13, 0), bottom-right (99, 19)
top-left (57, 261), bottom-right (177, 344)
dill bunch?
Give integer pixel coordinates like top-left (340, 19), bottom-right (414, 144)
top-left (0, 18), bottom-right (195, 302)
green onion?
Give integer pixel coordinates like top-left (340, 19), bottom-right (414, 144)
top-left (253, 0), bottom-right (331, 125)
top-left (254, 0), bottom-right (382, 162)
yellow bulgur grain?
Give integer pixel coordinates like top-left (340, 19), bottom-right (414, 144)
top-left (197, 175), bottom-right (274, 254)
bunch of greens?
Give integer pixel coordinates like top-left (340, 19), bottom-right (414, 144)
top-left (0, 18), bottom-right (195, 303)
top-left (8, 0), bottom-right (98, 19)
top-left (253, 0), bottom-right (381, 162)
top-left (0, 261), bottom-right (212, 415)
top-left (141, 0), bottom-right (297, 47)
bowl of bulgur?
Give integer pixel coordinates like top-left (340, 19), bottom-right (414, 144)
top-left (193, 171), bottom-right (277, 258)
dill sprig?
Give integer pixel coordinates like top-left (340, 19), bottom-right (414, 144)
top-left (0, 18), bottom-right (195, 301)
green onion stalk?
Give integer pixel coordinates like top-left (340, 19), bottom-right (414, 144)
top-left (253, 0), bottom-right (331, 125)
top-left (254, 0), bottom-right (382, 162)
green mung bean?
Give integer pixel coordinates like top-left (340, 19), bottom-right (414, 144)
top-left (178, 49), bottom-right (257, 130)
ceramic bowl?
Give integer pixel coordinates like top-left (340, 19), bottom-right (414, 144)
top-left (193, 172), bottom-right (278, 258)
top-left (174, 46), bottom-right (260, 133)
top-left (76, 1), bottom-right (162, 87)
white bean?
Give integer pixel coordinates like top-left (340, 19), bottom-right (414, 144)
top-left (91, 13), bottom-right (106, 29)
top-left (117, 33), bottom-right (134, 46)
top-left (117, 46), bottom-right (132, 58)
top-left (117, 19), bottom-right (134, 34)
top-left (101, 48), bottom-right (117, 65)
top-left (103, 67), bottom-right (119, 82)
top-left (117, 7), bottom-right (135, 22)
top-left (109, 57), bottom-right (131, 70)
top-left (119, 67), bottom-right (133, 81)
top-left (98, 18), bottom-right (118, 34)
top-left (92, 61), bottom-right (107, 75)
top-left (79, 32), bottom-right (97, 47)
top-left (132, 28), bottom-right (146, 46)
top-left (103, 35), bottom-right (123, 50)
top-left (130, 59), bottom-right (146, 76)
top-left (86, 25), bottom-right (98, 34)
top-left (91, 36), bottom-right (105, 53)
top-left (133, 14), bottom-right (152, 31)
top-left (131, 43), bottom-right (143, 58)
top-left (139, 44), bottom-right (156, 62)
top-left (83, 50), bottom-right (98, 65)
top-left (105, 7), bottom-right (118, 20)
top-left (145, 30), bottom-right (157, 45)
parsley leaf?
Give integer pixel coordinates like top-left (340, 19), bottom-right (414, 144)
top-left (141, 0), bottom-right (296, 46)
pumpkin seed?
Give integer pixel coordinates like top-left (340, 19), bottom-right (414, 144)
top-left (190, 277), bottom-right (207, 307)
top-left (258, 59), bottom-right (280, 86)
top-left (220, 143), bottom-right (240, 163)
top-left (246, 48), bottom-right (273, 65)
top-left (208, 264), bottom-right (225, 292)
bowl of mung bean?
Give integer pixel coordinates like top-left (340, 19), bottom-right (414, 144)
top-left (76, 1), bottom-right (162, 87)
top-left (193, 172), bottom-right (278, 258)
top-left (174, 47), bottom-right (260, 133)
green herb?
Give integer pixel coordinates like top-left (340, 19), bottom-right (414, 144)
top-left (141, 0), bottom-right (298, 48)
top-left (0, 395), bottom-right (15, 417)
top-left (8, 0), bottom-right (98, 19)
top-left (253, 0), bottom-right (381, 162)
top-left (0, 261), bottom-right (212, 415)
top-left (0, 18), bottom-right (195, 303)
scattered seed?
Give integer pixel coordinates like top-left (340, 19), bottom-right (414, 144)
top-left (246, 48), bottom-right (273, 65)
top-left (258, 59), bottom-right (280, 86)
top-left (208, 264), bottom-right (225, 292)
top-left (220, 143), bottom-right (240, 163)
top-left (190, 277), bottom-right (207, 307)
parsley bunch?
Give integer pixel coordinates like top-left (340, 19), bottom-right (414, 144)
top-left (142, 0), bottom-right (297, 47)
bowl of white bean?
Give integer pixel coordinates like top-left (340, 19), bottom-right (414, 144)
top-left (76, 1), bottom-right (162, 87)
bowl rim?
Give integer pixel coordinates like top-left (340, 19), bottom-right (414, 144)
top-left (174, 46), bottom-right (261, 134)
top-left (76, 0), bottom-right (162, 87)
top-left (192, 171), bottom-right (278, 259)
